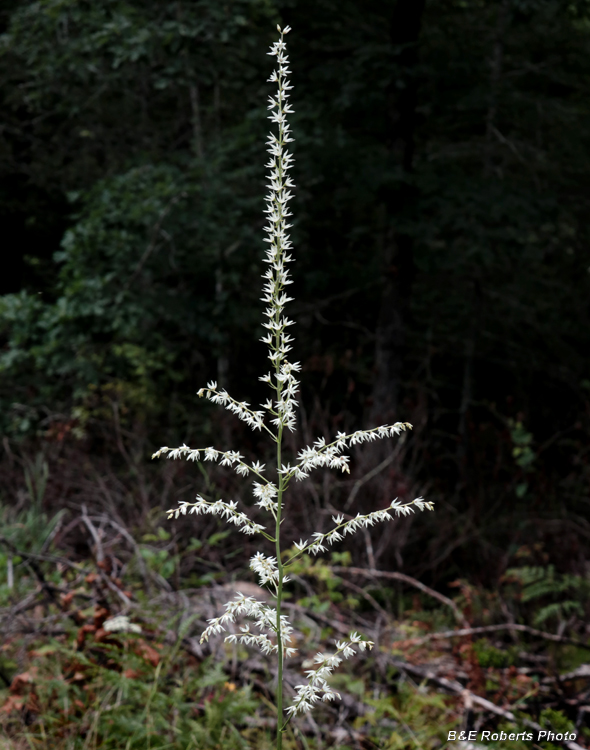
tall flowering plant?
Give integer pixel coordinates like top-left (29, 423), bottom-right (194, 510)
top-left (153, 25), bottom-right (433, 748)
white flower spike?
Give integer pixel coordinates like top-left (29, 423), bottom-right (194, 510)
top-left (153, 27), bottom-right (433, 749)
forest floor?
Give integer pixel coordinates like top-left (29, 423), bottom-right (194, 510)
top-left (1, 453), bottom-right (589, 750)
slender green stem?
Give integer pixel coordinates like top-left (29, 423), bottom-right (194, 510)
top-left (274, 292), bottom-right (285, 749)
top-left (275, 422), bottom-right (284, 750)
top-left (274, 40), bottom-right (288, 747)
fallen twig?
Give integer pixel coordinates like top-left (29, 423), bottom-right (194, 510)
top-left (0, 541), bottom-right (86, 572)
top-left (88, 513), bottom-right (151, 593)
top-left (393, 624), bottom-right (590, 652)
top-left (0, 535), bottom-right (58, 605)
top-left (81, 505), bottom-right (105, 564)
top-left (99, 570), bottom-right (132, 608)
top-left (542, 664), bottom-right (590, 684)
top-left (331, 566), bottom-right (468, 627)
top-left (336, 576), bottom-right (389, 618)
top-left (388, 657), bottom-right (586, 750)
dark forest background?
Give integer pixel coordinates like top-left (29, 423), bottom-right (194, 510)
top-left (1, 1), bottom-right (590, 747)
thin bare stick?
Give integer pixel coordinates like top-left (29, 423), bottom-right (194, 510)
top-left (81, 505), bottom-right (104, 564)
top-left (542, 664), bottom-right (590, 684)
top-left (122, 192), bottom-right (186, 293)
top-left (331, 566), bottom-right (468, 627)
top-left (337, 576), bottom-right (388, 618)
top-left (99, 570), bottom-right (131, 608)
top-left (396, 623), bottom-right (590, 651)
top-left (89, 513), bottom-right (151, 593)
top-left (0, 590), bottom-right (40, 618)
top-left (388, 658), bottom-right (585, 750)
top-left (0, 535), bottom-right (59, 604)
top-left (362, 528), bottom-right (376, 570)
top-left (343, 447), bottom-right (401, 512)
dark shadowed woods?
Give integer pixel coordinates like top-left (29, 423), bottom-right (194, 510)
top-left (1, 1), bottom-right (590, 748)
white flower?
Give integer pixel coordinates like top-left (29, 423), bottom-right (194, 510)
top-left (252, 481), bottom-right (278, 512)
top-left (250, 551), bottom-right (279, 586)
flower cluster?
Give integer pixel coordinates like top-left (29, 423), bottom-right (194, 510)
top-left (252, 481), bottom-right (279, 514)
top-left (286, 632), bottom-right (374, 716)
top-left (259, 24), bottom-right (300, 433)
top-left (250, 551), bottom-right (290, 588)
top-left (197, 381), bottom-right (272, 436)
top-left (165, 495), bottom-right (265, 536)
top-left (152, 443), bottom-right (267, 479)
top-left (291, 497), bottom-right (434, 557)
top-left (289, 423), bottom-right (412, 481)
top-left (153, 27), bottom-right (435, 737)
top-left (201, 592), bottom-right (297, 658)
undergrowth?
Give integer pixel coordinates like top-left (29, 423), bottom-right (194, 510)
top-left (1, 468), bottom-right (589, 748)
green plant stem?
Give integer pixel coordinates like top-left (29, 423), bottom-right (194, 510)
top-left (274, 94), bottom-right (287, 746)
top-left (275, 421), bottom-right (284, 750)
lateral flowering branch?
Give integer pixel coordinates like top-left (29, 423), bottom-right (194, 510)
top-left (286, 422), bottom-right (414, 482)
top-left (200, 592), bottom-right (297, 658)
top-left (153, 25), bottom-right (434, 745)
top-left (196, 381), bottom-right (275, 438)
top-left (153, 443), bottom-right (268, 480)
top-left (288, 497), bottom-right (434, 559)
top-left (285, 633), bottom-right (374, 719)
top-left (163, 495), bottom-right (269, 538)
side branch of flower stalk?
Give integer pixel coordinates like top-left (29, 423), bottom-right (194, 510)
top-left (283, 632), bottom-right (374, 720)
top-left (286, 496), bottom-right (434, 562)
top-left (152, 443), bottom-right (269, 480)
top-left (200, 592), bottom-right (297, 658)
top-left (197, 381), bottom-right (277, 439)
top-left (287, 422), bottom-right (413, 481)
top-left (164, 495), bottom-right (273, 541)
